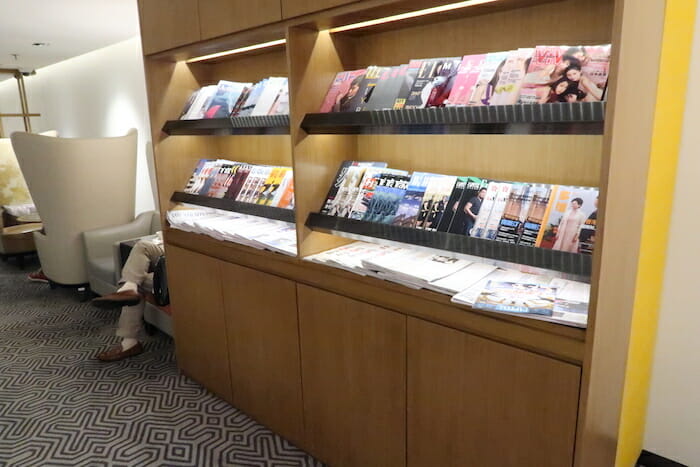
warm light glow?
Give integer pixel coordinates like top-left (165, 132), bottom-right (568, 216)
top-left (328, 0), bottom-right (500, 33)
top-left (186, 39), bottom-right (286, 63)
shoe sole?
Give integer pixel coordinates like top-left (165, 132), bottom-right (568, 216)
top-left (92, 298), bottom-right (141, 310)
top-left (28, 278), bottom-right (49, 283)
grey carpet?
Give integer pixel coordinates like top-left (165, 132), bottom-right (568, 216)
top-left (0, 257), bottom-right (322, 466)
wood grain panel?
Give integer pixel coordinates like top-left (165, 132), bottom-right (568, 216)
top-left (199, 0), bottom-right (282, 40)
top-left (358, 134), bottom-right (602, 187)
top-left (297, 284), bottom-right (406, 467)
top-left (138, 0), bottom-right (201, 55)
top-left (220, 262), bottom-right (304, 446)
top-left (209, 49), bottom-right (289, 83)
top-left (408, 317), bottom-right (580, 467)
top-left (350, 0), bottom-right (614, 68)
top-left (166, 245), bottom-right (233, 403)
top-left (282, 0), bottom-right (362, 19)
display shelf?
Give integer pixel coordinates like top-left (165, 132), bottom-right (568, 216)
top-left (300, 102), bottom-right (605, 135)
top-left (171, 192), bottom-right (295, 223)
top-left (305, 212), bottom-right (592, 277)
top-left (162, 115), bottom-right (290, 136)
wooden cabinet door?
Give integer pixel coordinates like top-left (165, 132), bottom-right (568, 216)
top-left (407, 318), bottom-right (581, 467)
top-left (297, 285), bottom-right (406, 467)
top-left (220, 262), bottom-right (304, 445)
top-left (199, 0), bottom-right (282, 40)
top-left (281, 0), bottom-right (362, 19)
top-left (138, 0), bottom-right (201, 55)
top-left (166, 245), bottom-right (232, 403)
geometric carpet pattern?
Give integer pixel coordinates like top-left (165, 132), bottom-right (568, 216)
top-left (0, 258), bottom-right (323, 466)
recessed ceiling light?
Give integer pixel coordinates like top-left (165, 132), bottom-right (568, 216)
top-left (32, 42), bottom-right (50, 47)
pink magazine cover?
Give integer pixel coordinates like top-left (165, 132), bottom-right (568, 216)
top-left (518, 45), bottom-right (567, 104)
top-left (318, 69), bottom-right (368, 113)
top-left (580, 44), bottom-right (611, 102)
top-left (447, 54), bottom-right (486, 106)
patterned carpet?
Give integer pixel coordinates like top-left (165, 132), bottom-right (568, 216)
top-left (0, 257), bottom-right (322, 466)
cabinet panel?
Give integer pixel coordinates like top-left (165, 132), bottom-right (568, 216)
top-left (407, 318), bottom-right (580, 467)
top-left (220, 262), bottom-right (304, 445)
top-left (199, 0), bottom-right (282, 40)
top-left (282, 0), bottom-right (361, 19)
top-left (138, 0), bottom-right (201, 54)
top-left (166, 245), bottom-right (232, 402)
top-left (297, 285), bottom-right (406, 467)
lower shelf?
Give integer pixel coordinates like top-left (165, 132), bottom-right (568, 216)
top-left (171, 192), bottom-right (296, 223)
top-left (305, 213), bottom-right (592, 277)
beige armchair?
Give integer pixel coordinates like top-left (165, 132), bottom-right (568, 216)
top-left (11, 129), bottom-right (137, 286)
top-left (82, 211), bottom-right (161, 296)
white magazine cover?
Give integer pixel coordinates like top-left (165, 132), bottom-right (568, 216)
top-left (184, 85), bottom-right (218, 119)
top-left (426, 262), bottom-right (498, 295)
top-left (392, 254), bottom-right (471, 284)
top-left (251, 77), bottom-right (288, 116)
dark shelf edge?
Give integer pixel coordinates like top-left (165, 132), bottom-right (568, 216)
top-left (301, 102), bottom-right (606, 135)
top-left (171, 192), bottom-right (295, 223)
top-left (305, 212), bottom-right (592, 277)
top-left (162, 115), bottom-right (290, 136)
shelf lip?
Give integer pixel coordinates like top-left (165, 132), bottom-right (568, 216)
top-left (300, 102), bottom-right (606, 135)
top-left (171, 192), bottom-right (296, 223)
top-left (305, 212), bottom-right (592, 276)
top-left (162, 115), bottom-right (290, 135)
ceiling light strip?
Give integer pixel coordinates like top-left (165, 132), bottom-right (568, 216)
top-left (328, 0), bottom-right (500, 33)
top-left (186, 39), bottom-right (286, 63)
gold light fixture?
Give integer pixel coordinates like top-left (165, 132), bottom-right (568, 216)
top-left (328, 0), bottom-right (500, 33)
top-left (186, 39), bottom-right (286, 63)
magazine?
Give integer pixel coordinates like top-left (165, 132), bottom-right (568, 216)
top-left (473, 281), bottom-right (557, 316)
top-left (251, 77), bottom-right (288, 116)
top-left (320, 161), bottom-right (387, 215)
top-left (517, 185), bottom-right (554, 247)
top-left (363, 66), bottom-right (405, 111)
top-left (467, 51), bottom-right (509, 106)
top-left (392, 172), bottom-right (440, 228)
top-left (490, 48), bottom-right (534, 106)
top-left (425, 57), bottom-right (462, 107)
top-left (422, 175), bottom-right (458, 231)
top-left (518, 45), bottom-right (568, 104)
top-left (470, 182), bottom-right (501, 237)
top-left (348, 168), bottom-right (408, 220)
top-left (447, 54), bottom-right (487, 106)
top-left (443, 177), bottom-right (490, 235)
top-left (203, 80), bottom-right (251, 118)
top-left (362, 173), bottom-right (411, 224)
top-left (404, 58), bottom-right (452, 109)
top-left (536, 186), bottom-right (599, 254)
top-left (319, 69), bottom-right (368, 113)
top-left (481, 182), bottom-right (515, 239)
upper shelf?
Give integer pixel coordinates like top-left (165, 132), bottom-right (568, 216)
top-left (162, 115), bottom-right (290, 136)
top-left (171, 192), bottom-right (295, 223)
top-left (306, 212), bottom-right (592, 277)
top-left (301, 102), bottom-right (606, 135)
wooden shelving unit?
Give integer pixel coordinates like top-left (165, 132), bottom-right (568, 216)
top-left (171, 192), bottom-right (295, 223)
top-left (138, 0), bottom-right (676, 465)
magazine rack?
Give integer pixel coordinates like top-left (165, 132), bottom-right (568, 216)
top-left (306, 212), bottom-right (591, 276)
top-left (171, 191), bottom-right (295, 223)
top-left (162, 115), bottom-right (290, 136)
top-left (139, 0), bottom-right (683, 465)
top-left (301, 102), bottom-right (605, 135)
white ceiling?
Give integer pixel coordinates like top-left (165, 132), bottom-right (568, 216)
top-left (0, 0), bottom-right (140, 73)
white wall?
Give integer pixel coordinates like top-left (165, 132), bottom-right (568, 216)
top-left (644, 8), bottom-right (700, 466)
top-left (0, 37), bottom-right (155, 214)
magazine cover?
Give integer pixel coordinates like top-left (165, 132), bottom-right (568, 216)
top-left (579, 44), bottom-right (611, 102)
top-left (446, 54), bottom-right (486, 106)
top-left (251, 77), bottom-right (288, 116)
top-left (393, 62), bottom-right (420, 110)
top-left (404, 58), bottom-right (450, 109)
top-left (363, 66), bottom-right (405, 111)
top-left (442, 177), bottom-right (490, 235)
top-left (184, 159), bottom-right (211, 193)
top-left (490, 48), bottom-right (533, 106)
top-left (190, 160), bottom-right (216, 194)
top-left (467, 51), bottom-right (509, 106)
top-left (577, 195), bottom-right (598, 255)
top-left (327, 166), bottom-right (373, 217)
top-left (235, 165), bottom-right (267, 203)
top-left (268, 86), bottom-right (290, 115)
top-left (254, 167), bottom-right (285, 205)
top-left (517, 185), bottom-right (555, 246)
top-left (196, 161), bottom-right (222, 195)
top-left (493, 184), bottom-right (547, 244)
top-left (236, 80), bottom-right (268, 117)
top-left (415, 174), bottom-right (448, 228)
top-left (391, 172), bottom-right (438, 228)
top-left (319, 69), bottom-right (368, 113)
top-left (179, 90), bottom-right (201, 119)
top-left (424, 57), bottom-right (462, 107)
top-left (335, 68), bottom-right (376, 112)
top-left (422, 175), bottom-right (458, 231)
top-left (320, 161), bottom-right (387, 215)
top-left (206, 164), bottom-right (234, 198)
top-left (518, 45), bottom-right (567, 104)
top-left (434, 176), bottom-right (467, 232)
top-left (230, 86), bottom-right (251, 117)
top-left (183, 85), bottom-right (218, 119)
top-left (482, 182), bottom-right (516, 239)
top-left (357, 66), bottom-right (390, 111)
top-left (276, 175), bottom-right (295, 209)
top-left (536, 186), bottom-right (599, 253)
top-left (474, 281), bottom-right (557, 316)
top-left (224, 164), bottom-right (251, 199)
top-left (348, 168), bottom-right (408, 220)
top-left (470, 182), bottom-right (501, 237)
top-left (362, 173), bottom-right (411, 224)
top-left (203, 80), bottom-right (251, 119)
top-left (244, 166), bottom-right (273, 204)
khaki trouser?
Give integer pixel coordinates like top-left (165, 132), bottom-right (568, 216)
top-left (116, 239), bottom-right (165, 339)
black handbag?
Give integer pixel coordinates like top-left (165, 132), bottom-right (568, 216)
top-left (152, 255), bottom-right (170, 306)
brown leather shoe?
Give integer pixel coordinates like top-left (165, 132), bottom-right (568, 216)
top-left (96, 342), bottom-right (144, 362)
top-left (92, 290), bottom-right (142, 309)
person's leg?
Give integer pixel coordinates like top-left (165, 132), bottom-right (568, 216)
top-left (96, 302), bottom-right (145, 361)
top-left (119, 240), bottom-right (164, 290)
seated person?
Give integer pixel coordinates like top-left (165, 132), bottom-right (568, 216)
top-left (92, 234), bottom-right (164, 362)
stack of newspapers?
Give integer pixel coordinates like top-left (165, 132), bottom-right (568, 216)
top-left (167, 207), bottom-right (297, 257)
top-left (306, 241), bottom-right (589, 328)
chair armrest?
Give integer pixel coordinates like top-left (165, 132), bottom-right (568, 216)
top-left (83, 212), bottom-right (155, 261)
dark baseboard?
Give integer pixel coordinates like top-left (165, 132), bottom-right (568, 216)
top-left (637, 450), bottom-right (688, 467)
